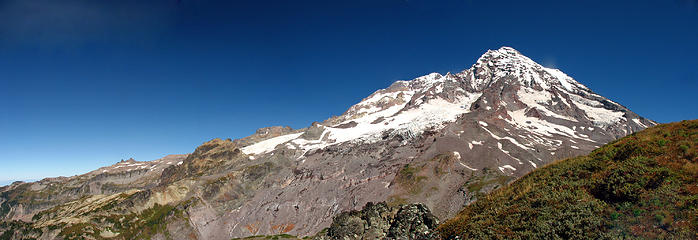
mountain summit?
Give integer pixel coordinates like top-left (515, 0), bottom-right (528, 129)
top-left (0, 47), bottom-right (655, 239)
top-left (469, 46), bottom-right (584, 91)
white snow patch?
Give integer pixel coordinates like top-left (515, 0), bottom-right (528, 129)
top-left (569, 94), bottom-right (624, 126)
top-left (505, 109), bottom-right (596, 143)
top-left (517, 88), bottom-right (578, 122)
top-left (571, 145), bottom-right (579, 149)
top-left (493, 140), bottom-right (522, 164)
top-left (632, 118), bottom-right (648, 128)
top-left (497, 142), bottom-right (508, 154)
top-left (543, 67), bottom-right (574, 91)
top-left (498, 165), bottom-right (516, 173)
top-left (453, 151), bottom-right (461, 159)
top-left (326, 94), bottom-right (481, 146)
top-left (529, 161), bottom-right (537, 168)
top-left (241, 133), bottom-right (304, 155)
top-left (480, 125), bottom-right (534, 151)
top-left (459, 162), bottom-right (477, 171)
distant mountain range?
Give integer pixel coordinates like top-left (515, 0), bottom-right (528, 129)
top-left (0, 180), bottom-right (37, 188)
top-left (0, 47), bottom-right (657, 240)
top-left (0, 181), bottom-right (16, 187)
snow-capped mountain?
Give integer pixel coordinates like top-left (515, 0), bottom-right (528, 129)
top-left (188, 47), bottom-right (654, 238)
top-left (242, 47), bottom-right (653, 163)
top-left (0, 47), bottom-right (655, 239)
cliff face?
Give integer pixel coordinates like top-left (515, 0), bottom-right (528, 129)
top-left (0, 47), bottom-right (656, 240)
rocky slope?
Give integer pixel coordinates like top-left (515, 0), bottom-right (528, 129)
top-left (0, 47), bottom-right (656, 239)
top-left (438, 120), bottom-right (697, 239)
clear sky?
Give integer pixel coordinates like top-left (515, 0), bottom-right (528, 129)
top-left (1, 0), bottom-right (697, 184)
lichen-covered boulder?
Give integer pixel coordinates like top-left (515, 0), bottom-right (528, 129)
top-left (315, 202), bottom-right (438, 240)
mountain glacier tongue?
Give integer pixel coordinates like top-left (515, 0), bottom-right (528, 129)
top-left (0, 47), bottom-right (657, 239)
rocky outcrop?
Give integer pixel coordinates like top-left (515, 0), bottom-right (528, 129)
top-left (159, 138), bottom-right (243, 186)
top-left (314, 202), bottom-right (439, 240)
top-left (233, 126), bottom-right (297, 146)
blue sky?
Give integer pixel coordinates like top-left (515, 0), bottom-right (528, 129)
top-left (1, 0), bottom-right (697, 184)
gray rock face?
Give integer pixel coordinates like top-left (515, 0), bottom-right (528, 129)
top-left (0, 47), bottom-right (656, 240)
top-left (314, 202), bottom-right (438, 240)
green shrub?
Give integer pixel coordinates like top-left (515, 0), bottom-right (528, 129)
top-left (654, 214), bottom-right (665, 223)
top-left (679, 144), bottom-right (689, 153)
top-left (656, 139), bottom-right (668, 146)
